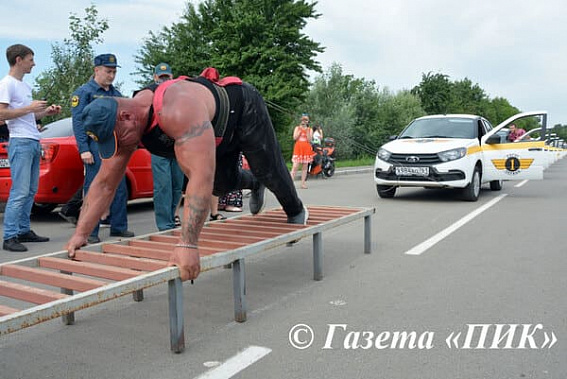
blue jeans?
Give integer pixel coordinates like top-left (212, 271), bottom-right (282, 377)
top-left (3, 138), bottom-right (40, 240)
top-left (151, 154), bottom-right (184, 231)
top-left (83, 140), bottom-right (129, 237)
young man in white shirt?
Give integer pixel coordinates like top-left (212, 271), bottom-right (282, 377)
top-left (0, 44), bottom-right (61, 252)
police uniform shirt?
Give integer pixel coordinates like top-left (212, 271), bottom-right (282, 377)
top-left (71, 79), bottom-right (122, 154)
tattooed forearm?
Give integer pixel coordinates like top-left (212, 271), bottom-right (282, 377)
top-left (175, 121), bottom-right (212, 145)
top-left (181, 193), bottom-right (210, 244)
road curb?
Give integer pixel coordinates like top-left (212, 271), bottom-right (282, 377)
top-left (334, 166), bottom-right (373, 176)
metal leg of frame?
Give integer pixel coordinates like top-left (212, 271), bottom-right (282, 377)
top-left (232, 259), bottom-right (247, 323)
top-left (133, 290), bottom-right (144, 302)
top-left (364, 215), bottom-right (372, 254)
top-left (313, 232), bottom-right (323, 281)
top-left (60, 270), bottom-right (74, 325)
top-left (168, 277), bottom-right (185, 353)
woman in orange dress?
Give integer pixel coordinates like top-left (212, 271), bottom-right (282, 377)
top-left (290, 115), bottom-right (314, 189)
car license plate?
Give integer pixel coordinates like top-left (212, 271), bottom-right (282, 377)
top-left (395, 166), bottom-right (429, 176)
top-left (0, 158), bottom-right (9, 168)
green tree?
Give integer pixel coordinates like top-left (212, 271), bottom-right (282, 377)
top-left (134, 0), bottom-right (323, 134)
top-left (34, 5), bottom-right (109, 121)
top-left (411, 72), bottom-right (452, 114)
top-left (480, 96), bottom-right (520, 125)
top-left (302, 63), bottom-right (424, 159)
top-left (375, 89), bottom-right (425, 139)
top-left (302, 63), bottom-right (368, 158)
top-left (451, 78), bottom-right (487, 114)
top-left (551, 124), bottom-right (567, 143)
top-left (411, 72), bottom-right (524, 126)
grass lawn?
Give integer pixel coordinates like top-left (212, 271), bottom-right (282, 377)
top-left (285, 155), bottom-right (374, 170)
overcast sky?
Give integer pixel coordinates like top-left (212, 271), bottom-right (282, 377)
top-left (1, 0), bottom-right (565, 126)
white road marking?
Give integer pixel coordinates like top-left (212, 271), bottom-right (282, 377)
top-left (194, 346), bottom-right (272, 379)
top-left (404, 194), bottom-right (508, 256)
top-left (515, 180), bottom-right (529, 188)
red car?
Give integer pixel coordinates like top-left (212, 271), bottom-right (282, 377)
top-left (0, 117), bottom-right (154, 214)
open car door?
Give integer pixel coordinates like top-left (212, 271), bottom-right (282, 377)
top-left (481, 111), bottom-right (547, 182)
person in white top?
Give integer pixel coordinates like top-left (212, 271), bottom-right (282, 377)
top-left (312, 124), bottom-right (323, 145)
top-left (0, 44), bottom-right (61, 252)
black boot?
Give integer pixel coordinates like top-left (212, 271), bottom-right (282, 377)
top-left (240, 170), bottom-right (265, 215)
top-left (3, 237), bottom-right (27, 252)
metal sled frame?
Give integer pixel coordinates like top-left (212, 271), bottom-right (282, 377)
top-left (0, 205), bottom-right (374, 353)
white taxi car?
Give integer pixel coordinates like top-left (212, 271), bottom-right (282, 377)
top-left (374, 111), bottom-right (547, 201)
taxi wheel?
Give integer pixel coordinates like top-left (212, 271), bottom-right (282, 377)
top-left (461, 167), bottom-right (481, 202)
top-left (377, 185), bottom-right (396, 199)
top-left (489, 180), bottom-right (503, 191)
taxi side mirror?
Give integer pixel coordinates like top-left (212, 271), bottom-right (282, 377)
top-left (486, 134), bottom-right (502, 144)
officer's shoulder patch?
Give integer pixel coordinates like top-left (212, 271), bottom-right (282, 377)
top-left (71, 95), bottom-right (79, 108)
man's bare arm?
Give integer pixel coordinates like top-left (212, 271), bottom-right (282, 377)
top-left (174, 121), bottom-right (216, 244)
top-left (66, 149), bottom-right (133, 257)
top-left (166, 118), bottom-right (216, 281)
top-left (0, 101), bottom-right (48, 121)
top-left (174, 121), bottom-right (211, 145)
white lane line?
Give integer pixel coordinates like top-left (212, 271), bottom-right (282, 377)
top-left (194, 346), bottom-right (272, 379)
top-left (405, 194), bottom-right (508, 256)
top-left (515, 180), bottom-right (529, 188)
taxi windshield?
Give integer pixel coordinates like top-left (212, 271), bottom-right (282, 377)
top-left (399, 118), bottom-right (476, 139)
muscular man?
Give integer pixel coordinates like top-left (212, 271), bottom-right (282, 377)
top-left (66, 71), bottom-right (307, 280)
top-left (148, 63), bottom-right (185, 231)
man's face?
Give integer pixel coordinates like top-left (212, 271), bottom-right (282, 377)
top-left (94, 66), bottom-right (117, 87)
top-left (510, 124), bottom-right (517, 132)
top-left (114, 104), bottom-right (142, 151)
top-left (17, 54), bottom-right (35, 74)
top-left (154, 73), bottom-right (173, 84)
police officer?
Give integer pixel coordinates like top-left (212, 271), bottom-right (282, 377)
top-left (70, 53), bottom-right (134, 243)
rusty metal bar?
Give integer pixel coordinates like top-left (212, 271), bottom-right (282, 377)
top-left (60, 277), bottom-right (74, 325)
top-left (364, 214), bottom-right (372, 254)
top-left (313, 232), bottom-right (323, 281)
top-left (232, 259), bottom-right (246, 323)
top-left (168, 277), bottom-right (184, 353)
top-left (0, 267), bottom-right (179, 336)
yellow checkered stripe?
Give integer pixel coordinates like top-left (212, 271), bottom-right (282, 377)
top-left (491, 158), bottom-right (534, 170)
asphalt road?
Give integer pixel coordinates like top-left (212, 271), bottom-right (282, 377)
top-left (0, 161), bottom-right (565, 379)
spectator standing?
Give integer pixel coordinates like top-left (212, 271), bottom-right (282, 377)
top-left (0, 44), bottom-right (62, 252)
top-left (71, 53), bottom-right (133, 244)
top-left (289, 114), bottom-right (313, 189)
top-left (149, 63), bottom-right (185, 230)
top-left (312, 124), bottom-right (323, 145)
